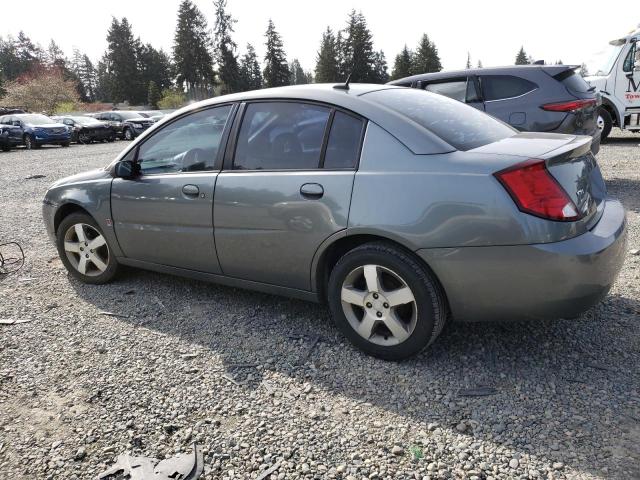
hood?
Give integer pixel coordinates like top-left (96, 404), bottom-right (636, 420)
top-left (49, 168), bottom-right (112, 189)
top-left (29, 122), bottom-right (68, 129)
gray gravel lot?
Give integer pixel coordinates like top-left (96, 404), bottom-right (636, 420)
top-left (0, 133), bottom-right (639, 480)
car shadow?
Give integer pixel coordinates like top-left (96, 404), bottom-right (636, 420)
top-left (70, 266), bottom-right (640, 479)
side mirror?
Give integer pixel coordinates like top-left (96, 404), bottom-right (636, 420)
top-left (114, 160), bottom-right (139, 179)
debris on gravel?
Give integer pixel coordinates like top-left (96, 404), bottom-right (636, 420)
top-left (1, 135), bottom-right (639, 479)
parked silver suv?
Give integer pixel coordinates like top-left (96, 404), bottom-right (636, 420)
top-left (43, 84), bottom-right (626, 360)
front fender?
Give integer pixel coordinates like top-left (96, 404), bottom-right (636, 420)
top-left (43, 172), bottom-right (122, 256)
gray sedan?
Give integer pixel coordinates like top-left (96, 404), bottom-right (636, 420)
top-left (42, 84), bottom-right (627, 360)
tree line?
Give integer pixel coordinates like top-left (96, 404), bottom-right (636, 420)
top-left (0, 0), bottom-right (548, 112)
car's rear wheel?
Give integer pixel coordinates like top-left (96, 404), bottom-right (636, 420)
top-left (56, 213), bottom-right (118, 284)
top-left (598, 107), bottom-right (613, 142)
top-left (78, 132), bottom-right (91, 144)
top-left (328, 242), bottom-right (447, 360)
top-left (1, 145), bottom-right (10, 152)
top-left (123, 128), bottom-right (133, 140)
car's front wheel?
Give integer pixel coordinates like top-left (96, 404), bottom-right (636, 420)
top-left (56, 213), bottom-right (118, 284)
top-left (24, 134), bottom-right (36, 149)
top-left (123, 128), bottom-right (133, 141)
top-left (598, 107), bottom-right (613, 142)
top-left (328, 242), bottom-right (447, 360)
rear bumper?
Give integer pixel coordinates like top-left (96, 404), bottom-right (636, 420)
top-left (417, 199), bottom-right (627, 322)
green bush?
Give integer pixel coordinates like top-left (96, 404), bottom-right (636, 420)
top-left (157, 89), bottom-right (187, 109)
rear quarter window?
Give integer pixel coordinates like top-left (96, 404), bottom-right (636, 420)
top-left (363, 88), bottom-right (515, 151)
top-left (481, 75), bottom-right (537, 101)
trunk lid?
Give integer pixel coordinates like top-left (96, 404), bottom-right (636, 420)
top-left (474, 132), bottom-right (606, 226)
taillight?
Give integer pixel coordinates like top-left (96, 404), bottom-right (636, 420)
top-left (494, 159), bottom-right (581, 221)
top-left (541, 99), bottom-right (596, 112)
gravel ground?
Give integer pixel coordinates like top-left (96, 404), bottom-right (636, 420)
top-left (0, 132), bottom-right (638, 480)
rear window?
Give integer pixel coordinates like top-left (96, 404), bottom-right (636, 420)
top-left (559, 71), bottom-right (591, 93)
top-left (481, 75), bottom-right (537, 101)
top-left (363, 88), bottom-right (515, 151)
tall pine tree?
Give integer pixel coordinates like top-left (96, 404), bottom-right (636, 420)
top-left (372, 50), bottom-right (389, 83)
top-left (314, 27), bottom-right (340, 83)
top-left (340, 10), bottom-right (377, 82)
top-left (391, 45), bottom-right (413, 80)
top-left (412, 34), bottom-right (442, 74)
top-left (213, 0), bottom-right (241, 94)
top-left (263, 19), bottom-right (289, 88)
top-left (173, 0), bottom-right (215, 99)
top-left (465, 52), bottom-right (472, 69)
top-left (515, 47), bottom-right (529, 65)
top-left (289, 59), bottom-right (309, 85)
top-left (239, 43), bottom-right (262, 91)
top-left (99, 17), bottom-right (141, 103)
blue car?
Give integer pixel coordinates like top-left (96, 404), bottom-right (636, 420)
top-left (0, 113), bottom-right (71, 149)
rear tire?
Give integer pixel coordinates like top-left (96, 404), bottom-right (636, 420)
top-left (123, 128), bottom-right (133, 141)
top-left (598, 107), bottom-right (613, 142)
top-left (56, 213), bottom-right (119, 285)
top-left (327, 242), bottom-right (447, 360)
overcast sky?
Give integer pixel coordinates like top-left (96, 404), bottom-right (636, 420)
top-left (2, 0), bottom-right (636, 73)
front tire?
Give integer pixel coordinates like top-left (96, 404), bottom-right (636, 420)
top-left (56, 213), bottom-right (118, 284)
top-left (123, 128), bottom-right (133, 141)
top-left (327, 242), bottom-right (447, 360)
top-left (24, 134), bottom-right (35, 150)
top-left (598, 107), bottom-right (613, 142)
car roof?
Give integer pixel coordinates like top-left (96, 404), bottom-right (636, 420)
top-left (387, 64), bottom-right (578, 85)
top-left (164, 83), bottom-right (454, 155)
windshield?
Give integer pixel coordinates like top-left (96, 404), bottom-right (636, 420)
top-left (119, 111), bottom-right (146, 120)
top-left (18, 114), bottom-right (55, 125)
top-left (585, 43), bottom-right (624, 76)
top-left (363, 88), bottom-right (515, 151)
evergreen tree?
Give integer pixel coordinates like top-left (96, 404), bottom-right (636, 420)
top-left (466, 52), bottom-right (472, 69)
top-left (412, 34), bottom-right (442, 74)
top-left (391, 45), bottom-right (413, 80)
top-left (139, 44), bottom-right (173, 95)
top-left (15, 31), bottom-right (43, 75)
top-left (0, 32), bottom-right (42, 81)
top-left (515, 47), bottom-right (529, 65)
top-left (76, 53), bottom-right (97, 101)
top-left (173, 0), bottom-right (215, 99)
top-left (263, 19), bottom-right (289, 88)
top-left (580, 63), bottom-right (589, 77)
top-left (340, 10), bottom-right (377, 82)
top-left (238, 43), bottom-right (262, 90)
top-left (147, 80), bottom-right (161, 107)
top-left (314, 27), bottom-right (340, 83)
top-left (289, 58), bottom-right (309, 85)
top-left (372, 50), bottom-right (389, 83)
top-left (213, 0), bottom-right (242, 94)
top-left (477, 59), bottom-right (483, 68)
top-left (95, 59), bottom-right (112, 102)
top-left (100, 17), bottom-right (142, 103)
top-left (46, 40), bottom-right (66, 68)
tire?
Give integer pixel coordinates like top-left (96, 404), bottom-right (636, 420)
top-left (107, 136), bottom-right (115, 143)
top-left (1, 145), bottom-right (10, 152)
top-left (598, 107), bottom-right (613, 142)
top-left (123, 128), bottom-right (133, 141)
top-left (24, 134), bottom-right (35, 150)
top-left (61, 142), bottom-right (70, 147)
top-left (327, 242), bottom-right (447, 360)
top-left (56, 213), bottom-right (119, 285)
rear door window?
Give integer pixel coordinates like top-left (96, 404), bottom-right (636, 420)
top-left (481, 75), bottom-right (537, 101)
top-left (363, 88), bottom-right (515, 151)
top-left (233, 102), bottom-right (330, 170)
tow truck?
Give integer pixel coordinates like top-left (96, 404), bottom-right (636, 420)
top-left (585, 25), bottom-right (640, 140)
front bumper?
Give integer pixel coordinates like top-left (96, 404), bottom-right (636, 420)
top-left (417, 199), bottom-right (627, 322)
top-left (34, 133), bottom-right (71, 144)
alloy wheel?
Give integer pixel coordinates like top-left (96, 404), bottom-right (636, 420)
top-left (63, 223), bottom-right (109, 277)
top-left (597, 115), bottom-right (605, 131)
top-left (340, 264), bottom-right (417, 346)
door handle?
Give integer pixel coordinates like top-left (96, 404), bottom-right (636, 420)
top-left (182, 184), bottom-right (199, 196)
top-left (300, 183), bottom-right (324, 199)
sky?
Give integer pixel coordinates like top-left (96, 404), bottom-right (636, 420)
top-left (1, 0), bottom-right (637, 74)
